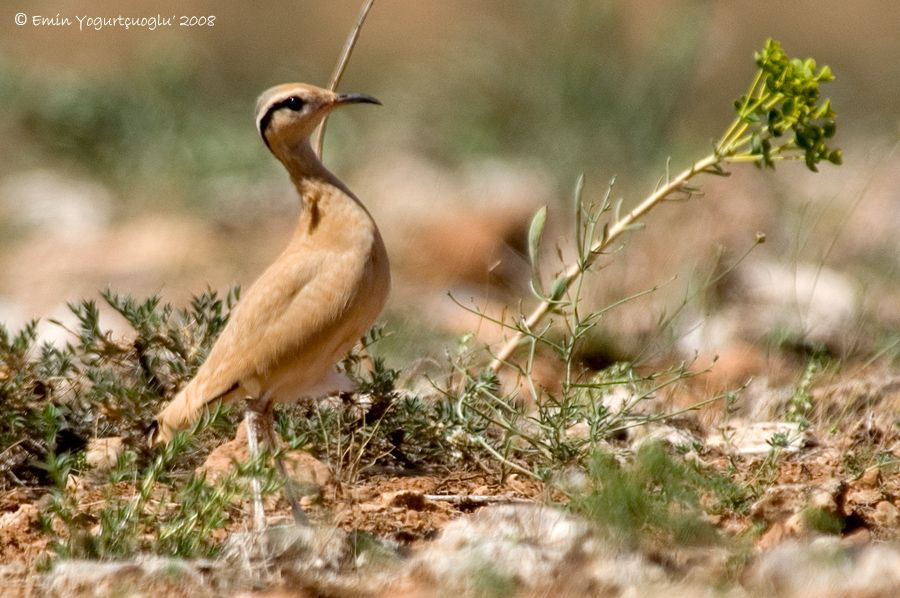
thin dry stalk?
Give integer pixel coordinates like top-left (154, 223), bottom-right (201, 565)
top-left (313, 0), bottom-right (377, 158)
top-left (423, 494), bottom-right (533, 504)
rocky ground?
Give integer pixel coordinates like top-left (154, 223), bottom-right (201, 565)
top-left (0, 365), bottom-right (897, 597)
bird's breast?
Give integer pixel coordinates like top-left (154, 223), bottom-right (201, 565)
top-left (261, 197), bottom-right (389, 403)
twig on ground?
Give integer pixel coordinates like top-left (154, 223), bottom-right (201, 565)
top-left (423, 494), bottom-right (533, 505)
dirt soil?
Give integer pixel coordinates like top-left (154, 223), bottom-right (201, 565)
top-left (0, 370), bottom-right (897, 597)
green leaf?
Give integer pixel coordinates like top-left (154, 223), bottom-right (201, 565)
top-left (573, 173), bottom-right (585, 254)
top-left (782, 97), bottom-right (795, 116)
top-left (804, 58), bottom-right (816, 75)
top-left (528, 205), bottom-right (548, 297)
top-left (805, 152), bottom-right (818, 172)
top-left (549, 275), bottom-right (568, 302)
top-left (750, 133), bottom-right (762, 155)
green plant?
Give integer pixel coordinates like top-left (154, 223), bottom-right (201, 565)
top-left (570, 442), bottom-right (721, 549)
top-left (40, 404), bottom-right (270, 561)
top-left (430, 39), bottom-right (843, 481)
top-left (786, 355), bottom-right (826, 428)
top-left (0, 287), bottom-right (263, 562)
top-left (0, 286), bottom-right (240, 488)
top-left (471, 563), bottom-right (518, 598)
top-left (275, 327), bottom-right (460, 483)
top-left (744, 441), bottom-right (790, 499)
top-left (442, 321), bottom-right (723, 480)
top-left (718, 39), bottom-right (841, 171)
top-left (491, 39), bottom-right (841, 371)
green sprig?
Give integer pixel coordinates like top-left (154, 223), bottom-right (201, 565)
top-left (718, 39), bottom-right (841, 171)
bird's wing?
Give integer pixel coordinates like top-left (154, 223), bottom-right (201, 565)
top-left (186, 245), bottom-right (363, 405)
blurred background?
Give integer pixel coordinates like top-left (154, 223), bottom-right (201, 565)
top-left (1, 0), bottom-right (898, 387)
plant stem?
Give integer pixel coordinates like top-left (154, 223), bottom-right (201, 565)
top-left (489, 153), bottom-right (720, 372)
top-left (718, 70), bottom-right (763, 154)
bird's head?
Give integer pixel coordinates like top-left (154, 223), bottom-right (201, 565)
top-left (255, 83), bottom-right (380, 155)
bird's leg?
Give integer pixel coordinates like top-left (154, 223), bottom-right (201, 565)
top-left (274, 451), bottom-right (309, 525)
top-left (260, 403), bottom-right (309, 525)
top-left (244, 401), bottom-right (267, 532)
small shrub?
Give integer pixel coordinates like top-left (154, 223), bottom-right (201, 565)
top-left (570, 442), bottom-right (721, 549)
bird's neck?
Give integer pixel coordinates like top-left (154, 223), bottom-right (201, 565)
top-left (276, 139), bottom-right (331, 184)
top-left (276, 140), bottom-right (374, 235)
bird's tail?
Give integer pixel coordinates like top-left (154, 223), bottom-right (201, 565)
top-left (150, 386), bottom-right (200, 445)
top-left (150, 379), bottom-right (240, 445)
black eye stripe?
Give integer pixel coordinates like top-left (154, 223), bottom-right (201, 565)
top-left (258, 96), bottom-right (307, 146)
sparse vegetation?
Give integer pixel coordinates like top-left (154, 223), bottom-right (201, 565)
top-left (570, 442), bottom-right (722, 549)
top-left (1, 287), bottom-right (240, 486)
top-left (1, 16), bottom-right (898, 596)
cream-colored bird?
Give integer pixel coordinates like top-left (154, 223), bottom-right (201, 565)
top-left (152, 83), bottom-right (389, 525)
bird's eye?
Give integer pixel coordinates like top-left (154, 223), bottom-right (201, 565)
top-left (285, 96), bottom-right (305, 111)
top-left (258, 94), bottom-right (309, 147)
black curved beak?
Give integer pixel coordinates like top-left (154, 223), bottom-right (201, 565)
top-left (334, 92), bottom-right (381, 106)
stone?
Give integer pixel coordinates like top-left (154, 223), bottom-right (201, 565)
top-left (746, 540), bottom-right (900, 598)
top-left (0, 170), bottom-right (112, 241)
top-left (43, 557), bottom-right (213, 597)
top-left (198, 424), bottom-right (332, 498)
top-left (756, 521), bottom-right (787, 551)
top-left (872, 501), bottom-right (900, 528)
top-left (406, 504), bottom-right (667, 596)
top-left (85, 437), bottom-right (125, 471)
top-left (735, 260), bottom-right (859, 350)
top-left (846, 487), bottom-right (884, 508)
top-left (281, 451), bottom-right (333, 496)
top-left (707, 420), bottom-right (809, 455)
